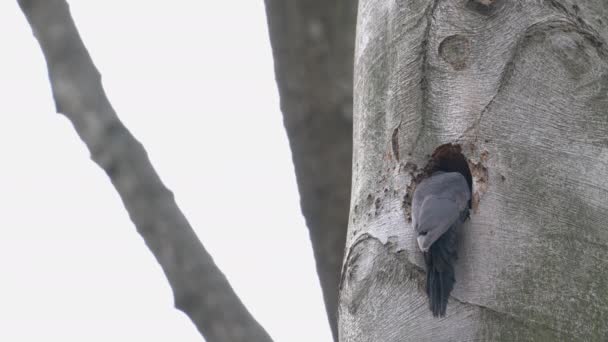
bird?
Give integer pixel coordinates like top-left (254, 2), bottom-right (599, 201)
top-left (411, 171), bottom-right (471, 317)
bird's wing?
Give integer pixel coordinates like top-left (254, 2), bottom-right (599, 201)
top-left (412, 172), bottom-right (470, 232)
top-left (417, 195), bottom-right (462, 234)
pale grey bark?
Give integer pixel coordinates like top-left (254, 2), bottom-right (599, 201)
top-left (264, 1), bottom-right (357, 340)
top-left (18, 1), bottom-right (272, 341)
top-left (340, 0), bottom-right (608, 341)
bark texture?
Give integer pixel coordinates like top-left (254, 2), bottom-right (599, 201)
top-left (264, 1), bottom-right (357, 339)
top-left (18, 1), bottom-right (272, 341)
top-left (340, 0), bottom-right (608, 341)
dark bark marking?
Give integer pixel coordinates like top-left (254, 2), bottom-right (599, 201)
top-left (391, 123), bottom-right (400, 161)
top-left (374, 197), bottom-right (382, 216)
top-left (466, 0), bottom-right (502, 15)
top-left (439, 34), bottom-right (471, 71)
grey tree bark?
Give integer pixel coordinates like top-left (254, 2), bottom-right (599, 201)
top-left (18, 1), bottom-right (272, 341)
top-left (340, 0), bottom-right (608, 341)
top-left (264, 1), bottom-right (357, 340)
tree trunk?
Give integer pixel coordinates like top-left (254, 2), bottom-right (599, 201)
top-left (340, 0), bottom-right (608, 341)
top-left (265, 1), bottom-right (357, 340)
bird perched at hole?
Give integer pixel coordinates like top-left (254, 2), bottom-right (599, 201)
top-left (412, 171), bottom-right (471, 317)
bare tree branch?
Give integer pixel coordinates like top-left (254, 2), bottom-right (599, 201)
top-left (17, 1), bottom-right (272, 341)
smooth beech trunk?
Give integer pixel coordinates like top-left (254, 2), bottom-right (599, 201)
top-left (340, 0), bottom-right (608, 341)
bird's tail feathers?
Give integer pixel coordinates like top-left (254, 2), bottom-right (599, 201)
top-left (424, 226), bottom-right (458, 317)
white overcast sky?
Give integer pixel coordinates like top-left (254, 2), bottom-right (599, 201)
top-left (1, 1), bottom-right (332, 341)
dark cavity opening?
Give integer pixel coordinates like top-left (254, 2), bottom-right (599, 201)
top-left (422, 143), bottom-right (473, 208)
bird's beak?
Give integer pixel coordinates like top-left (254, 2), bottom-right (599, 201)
top-left (417, 236), bottom-right (429, 252)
